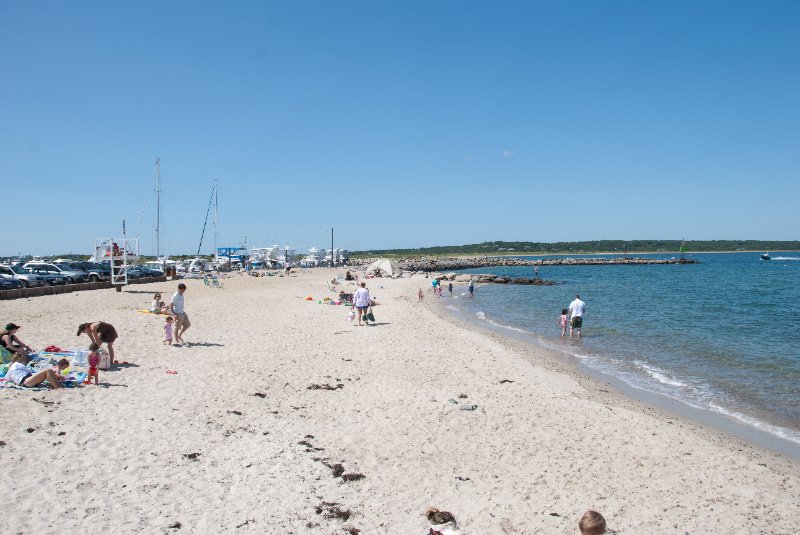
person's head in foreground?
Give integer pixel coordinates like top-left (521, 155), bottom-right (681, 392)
top-left (89, 343), bottom-right (100, 352)
top-left (578, 510), bottom-right (606, 535)
top-left (360, 281), bottom-right (366, 288)
top-left (177, 283), bottom-right (186, 292)
top-left (426, 507), bottom-right (461, 534)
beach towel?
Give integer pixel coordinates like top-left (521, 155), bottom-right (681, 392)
top-left (0, 378), bottom-right (48, 391)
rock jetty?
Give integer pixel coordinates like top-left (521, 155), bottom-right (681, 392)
top-left (356, 256), bottom-right (698, 272)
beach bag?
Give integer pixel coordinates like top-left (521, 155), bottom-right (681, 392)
top-left (365, 311), bottom-right (375, 322)
top-left (98, 350), bottom-right (112, 370)
top-left (348, 309), bottom-right (355, 321)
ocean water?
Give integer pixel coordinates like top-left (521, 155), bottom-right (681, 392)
top-left (445, 252), bottom-right (800, 450)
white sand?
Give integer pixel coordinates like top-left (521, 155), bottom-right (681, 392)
top-left (1, 271), bottom-right (798, 534)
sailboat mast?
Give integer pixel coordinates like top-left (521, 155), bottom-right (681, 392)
top-left (213, 179), bottom-right (219, 256)
top-left (155, 158), bottom-right (161, 258)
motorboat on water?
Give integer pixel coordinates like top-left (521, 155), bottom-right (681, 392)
top-left (760, 253), bottom-right (771, 260)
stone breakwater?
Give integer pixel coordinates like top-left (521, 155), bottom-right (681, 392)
top-left (354, 256), bottom-right (698, 272)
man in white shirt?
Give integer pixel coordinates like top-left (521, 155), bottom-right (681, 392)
top-left (170, 283), bottom-right (191, 344)
top-left (568, 294), bottom-right (586, 339)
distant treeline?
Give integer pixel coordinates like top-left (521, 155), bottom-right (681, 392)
top-left (352, 240), bottom-right (800, 257)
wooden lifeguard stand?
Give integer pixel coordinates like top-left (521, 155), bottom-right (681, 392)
top-left (94, 238), bottom-right (139, 290)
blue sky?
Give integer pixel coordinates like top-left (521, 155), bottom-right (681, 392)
top-left (1, 1), bottom-right (798, 257)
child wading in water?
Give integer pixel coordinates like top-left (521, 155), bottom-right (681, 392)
top-left (164, 316), bottom-right (174, 345)
top-left (559, 308), bottom-right (569, 337)
top-left (84, 343), bottom-right (100, 385)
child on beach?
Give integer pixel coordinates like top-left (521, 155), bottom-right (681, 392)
top-left (84, 343), bottom-right (100, 385)
top-left (418, 288), bottom-right (424, 302)
top-left (578, 510), bottom-right (606, 535)
top-left (54, 358), bottom-right (70, 377)
top-left (164, 316), bottom-right (174, 345)
top-left (559, 308), bottom-right (569, 337)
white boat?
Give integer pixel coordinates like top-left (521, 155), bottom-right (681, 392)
top-left (143, 258), bottom-right (177, 273)
top-left (323, 248), bottom-right (349, 266)
top-left (300, 247), bottom-right (325, 267)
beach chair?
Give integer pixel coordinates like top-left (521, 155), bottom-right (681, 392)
top-left (211, 276), bottom-right (224, 288)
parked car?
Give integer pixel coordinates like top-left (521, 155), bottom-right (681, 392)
top-left (72, 261), bottom-right (112, 282)
top-left (0, 265), bottom-right (49, 288)
top-left (0, 276), bottom-right (24, 290)
top-left (125, 266), bottom-right (163, 279)
top-left (23, 262), bottom-right (89, 284)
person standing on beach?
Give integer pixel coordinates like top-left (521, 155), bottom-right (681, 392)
top-left (568, 294), bottom-right (586, 339)
top-left (468, 278), bottom-right (474, 298)
top-left (353, 281), bottom-right (371, 326)
top-left (448, 282), bottom-right (453, 296)
top-left (76, 321), bottom-right (118, 362)
top-left (170, 283), bottom-right (191, 344)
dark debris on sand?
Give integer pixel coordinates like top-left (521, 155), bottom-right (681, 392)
top-left (315, 501), bottom-right (352, 522)
top-left (182, 453), bottom-right (201, 461)
top-left (308, 383), bottom-right (344, 390)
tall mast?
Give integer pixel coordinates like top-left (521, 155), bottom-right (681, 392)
top-left (213, 178), bottom-right (219, 256)
top-left (155, 158), bottom-right (161, 258)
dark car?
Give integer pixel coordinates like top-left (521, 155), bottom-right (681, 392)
top-left (74, 261), bottom-right (112, 282)
top-left (0, 276), bottom-right (24, 290)
top-left (126, 266), bottom-right (163, 279)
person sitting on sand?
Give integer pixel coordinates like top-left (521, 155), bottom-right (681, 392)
top-left (424, 508), bottom-right (463, 535)
top-left (578, 510), bottom-right (606, 535)
top-left (53, 358), bottom-right (70, 377)
top-left (77, 321), bottom-right (118, 363)
top-left (150, 293), bottom-right (163, 312)
top-left (4, 354), bottom-right (64, 389)
top-left (1, 323), bottom-right (34, 358)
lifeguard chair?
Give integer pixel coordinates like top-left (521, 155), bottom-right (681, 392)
top-left (95, 238), bottom-right (139, 289)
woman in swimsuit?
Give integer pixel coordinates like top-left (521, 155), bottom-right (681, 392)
top-left (77, 321), bottom-right (118, 363)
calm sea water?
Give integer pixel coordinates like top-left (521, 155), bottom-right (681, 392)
top-left (446, 252), bottom-right (800, 447)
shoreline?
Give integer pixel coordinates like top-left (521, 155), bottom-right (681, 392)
top-left (2, 271), bottom-right (798, 533)
top-left (434, 292), bottom-right (800, 461)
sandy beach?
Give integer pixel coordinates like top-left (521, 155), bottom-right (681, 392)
top-left (2, 270), bottom-right (798, 534)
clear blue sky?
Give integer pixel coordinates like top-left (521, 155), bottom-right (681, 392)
top-left (2, 1), bottom-right (798, 257)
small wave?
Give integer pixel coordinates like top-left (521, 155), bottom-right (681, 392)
top-left (771, 257), bottom-right (800, 261)
top-left (475, 311), bottom-right (486, 320)
top-left (709, 401), bottom-right (800, 445)
top-left (445, 304), bottom-right (460, 312)
top-left (633, 360), bottom-right (688, 388)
